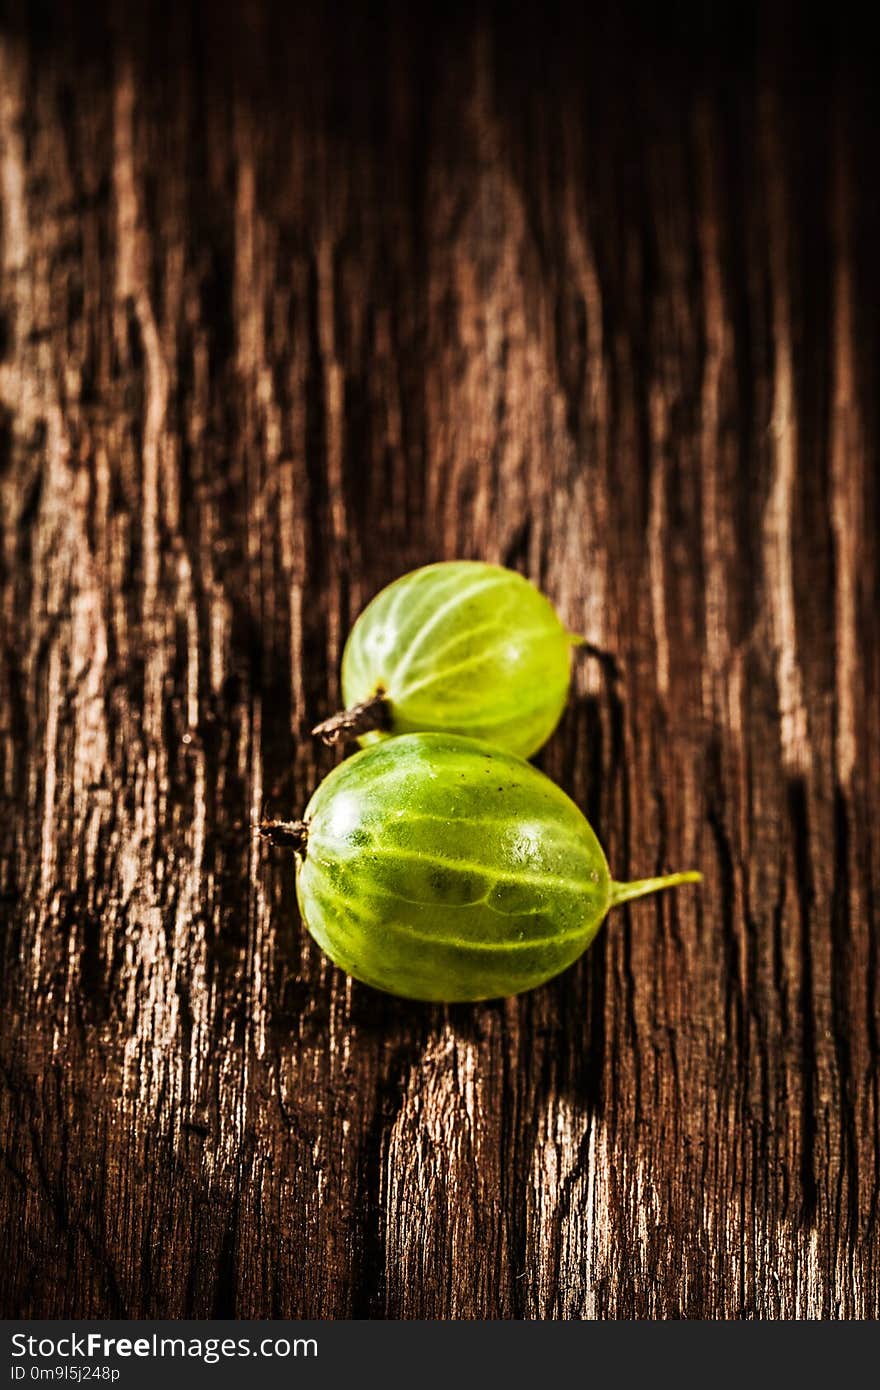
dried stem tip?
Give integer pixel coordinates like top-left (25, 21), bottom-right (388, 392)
top-left (259, 819), bottom-right (309, 854)
top-left (312, 693), bottom-right (392, 746)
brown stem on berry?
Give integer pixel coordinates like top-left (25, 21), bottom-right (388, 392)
top-left (312, 692), bottom-right (392, 746)
top-left (259, 819), bottom-right (309, 854)
top-left (569, 633), bottom-right (624, 681)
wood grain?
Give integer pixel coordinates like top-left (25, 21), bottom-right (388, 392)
top-left (1, 2), bottom-right (878, 1319)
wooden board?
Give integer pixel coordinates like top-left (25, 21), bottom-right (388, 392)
top-left (1, 2), bottom-right (878, 1319)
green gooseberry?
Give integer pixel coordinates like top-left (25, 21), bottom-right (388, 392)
top-left (313, 561), bottom-right (577, 760)
top-left (262, 733), bottom-right (701, 1003)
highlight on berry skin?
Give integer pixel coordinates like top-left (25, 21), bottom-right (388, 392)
top-left (262, 733), bottom-right (701, 1004)
top-left (312, 561), bottom-right (577, 760)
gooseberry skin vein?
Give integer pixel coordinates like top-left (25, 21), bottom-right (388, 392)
top-left (288, 732), bottom-right (701, 1002)
top-left (330, 561), bottom-right (574, 758)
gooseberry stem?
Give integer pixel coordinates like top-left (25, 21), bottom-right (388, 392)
top-left (312, 693), bottom-right (392, 746)
top-left (259, 819), bottom-right (309, 854)
top-left (568, 633), bottom-right (623, 680)
top-left (610, 870), bottom-right (702, 906)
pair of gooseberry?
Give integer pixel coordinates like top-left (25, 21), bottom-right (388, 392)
top-left (263, 562), bottom-right (700, 1002)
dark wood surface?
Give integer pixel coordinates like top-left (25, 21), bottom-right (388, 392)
top-left (1, 3), bottom-right (878, 1319)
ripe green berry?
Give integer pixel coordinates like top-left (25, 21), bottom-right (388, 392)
top-left (313, 561), bottom-right (575, 759)
top-left (262, 733), bottom-right (701, 1002)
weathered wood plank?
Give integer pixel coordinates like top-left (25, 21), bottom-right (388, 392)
top-left (0, 3), bottom-right (877, 1319)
